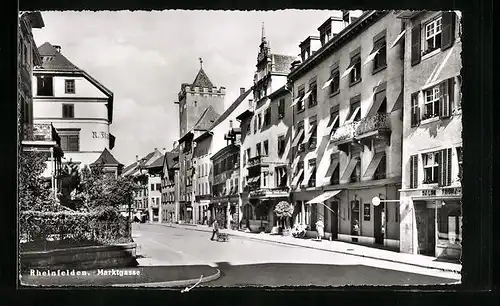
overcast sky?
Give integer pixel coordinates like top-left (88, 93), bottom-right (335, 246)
top-left (33, 10), bottom-right (339, 166)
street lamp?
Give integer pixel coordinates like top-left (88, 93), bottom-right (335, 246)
top-left (371, 196), bottom-right (402, 206)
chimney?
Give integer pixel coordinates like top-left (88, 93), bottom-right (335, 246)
top-left (240, 88), bottom-right (245, 96)
top-left (53, 45), bottom-right (61, 53)
top-left (136, 155), bottom-right (139, 166)
top-left (248, 99), bottom-right (253, 108)
top-left (229, 120), bottom-right (233, 129)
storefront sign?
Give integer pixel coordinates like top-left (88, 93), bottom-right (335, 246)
top-left (421, 189), bottom-right (436, 197)
top-left (442, 187), bottom-right (462, 196)
top-left (92, 131), bottom-right (109, 139)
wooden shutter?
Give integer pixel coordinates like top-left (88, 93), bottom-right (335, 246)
top-left (411, 92), bottom-right (420, 127)
top-left (410, 23), bottom-right (421, 66)
top-left (439, 148), bottom-right (452, 187)
top-left (441, 12), bottom-right (456, 51)
top-left (410, 155), bottom-right (418, 188)
top-left (400, 21), bottom-right (406, 60)
top-left (439, 79), bottom-right (452, 118)
top-left (69, 135), bottom-right (79, 151)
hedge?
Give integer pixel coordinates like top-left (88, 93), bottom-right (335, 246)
top-left (19, 210), bottom-right (131, 245)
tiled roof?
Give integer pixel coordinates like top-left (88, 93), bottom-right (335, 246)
top-left (122, 163), bottom-right (137, 175)
top-left (91, 148), bottom-right (123, 166)
top-left (192, 68), bottom-right (214, 88)
top-left (272, 54), bottom-right (296, 74)
top-left (37, 42), bottom-right (80, 71)
top-left (193, 105), bottom-right (220, 131)
top-left (147, 155), bottom-right (165, 169)
top-left (165, 151), bottom-right (176, 169)
top-left (208, 88), bottom-right (252, 130)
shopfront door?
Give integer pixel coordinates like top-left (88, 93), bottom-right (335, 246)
top-left (415, 204), bottom-right (436, 256)
top-left (329, 201), bottom-right (339, 239)
top-left (374, 203), bottom-right (385, 245)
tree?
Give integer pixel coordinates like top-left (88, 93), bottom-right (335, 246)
top-left (18, 151), bottom-right (60, 212)
top-left (274, 201), bottom-right (294, 230)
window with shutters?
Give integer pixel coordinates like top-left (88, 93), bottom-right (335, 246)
top-left (424, 17), bottom-right (442, 54)
top-left (62, 104), bottom-right (74, 118)
top-left (264, 108), bottom-right (271, 127)
top-left (410, 93), bottom-right (420, 127)
top-left (350, 154), bottom-right (361, 183)
top-left (373, 37), bottom-right (387, 71)
top-left (277, 135), bottom-right (285, 156)
top-left (59, 131), bottom-right (80, 152)
top-left (263, 140), bottom-right (269, 156)
top-left (329, 153), bottom-right (340, 185)
top-left (256, 143), bottom-right (261, 157)
top-left (374, 154), bottom-right (387, 180)
top-left (278, 98), bottom-right (285, 119)
top-left (65, 79), bottom-right (75, 94)
top-left (258, 114), bottom-right (262, 130)
top-left (307, 159), bottom-right (317, 187)
top-left (409, 155), bottom-right (419, 188)
top-left (423, 86), bottom-right (440, 120)
top-left (156, 183), bottom-right (161, 191)
top-left (308, 116), bottom-right (317, 149)
top-left (330, 68), bottom-right (340, 95)
top-left (349, 55), bottom-right (362, 85)
top-left (348, 97), bottom-right (362, 122)
top-left (297, 87), bottom-right (305, 112)
top-left (308, 80), bottom-right (318, 108)
top-left (423, 152), bottom-right (439, 184)
top-left (438, 148), bottom-right (452, 187)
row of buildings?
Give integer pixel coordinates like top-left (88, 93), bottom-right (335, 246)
top-left (18, 12), bottom-right (123, 198)
top-left (123, 10), bottom-right (462, 261)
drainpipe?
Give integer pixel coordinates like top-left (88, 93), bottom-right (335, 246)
top-left (50, 147), bottom-right (55, 196)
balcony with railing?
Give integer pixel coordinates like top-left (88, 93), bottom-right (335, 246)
top-left (247, 155), bottom-right (271, 169)
top-left (22, 123), bottom-right (60, 143)
top-left (355, 113), bottom-right (391, 140)
top-left (330, 121), bottom-right (360, 144)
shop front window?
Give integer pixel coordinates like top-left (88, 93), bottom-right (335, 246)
top-left (437, 201), bottom-right (462, 246)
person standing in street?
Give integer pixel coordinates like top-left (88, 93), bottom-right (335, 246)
top-left (316, 217), bottom-right (324, 241)
top-left (210, 218), bottom-right (219, 241)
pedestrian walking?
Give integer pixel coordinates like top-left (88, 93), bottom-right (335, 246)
top-left (210, 219), bottom-right (219, 241)
top-left (316, 217), bottom-right (324, 241)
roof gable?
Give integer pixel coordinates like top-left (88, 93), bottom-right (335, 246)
top-left (147, 155), bottom-right (165, 169)
top-left (192, 68), bottom-right (214, 88)
top-left (194, 105), bottom-right (220, 131)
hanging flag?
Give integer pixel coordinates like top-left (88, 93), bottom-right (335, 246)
top-left (322, 78), bottom-right (333, 90)
top-left (390, 29), bottom-right (406, 49)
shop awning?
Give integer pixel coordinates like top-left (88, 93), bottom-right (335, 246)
top-left (340, 157), bottom-right (359, 182)
top-left (306, 190), bottom-right (342, 205)
top-left (363, 152), bottom-right (385, 179)
top-left (291, 129), bottom-right (305, 147)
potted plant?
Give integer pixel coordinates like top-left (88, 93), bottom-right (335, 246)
top-left (274, 201), bottom-right (294, 236)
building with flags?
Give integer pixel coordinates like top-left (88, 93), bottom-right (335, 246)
top-left (33, 42), bottom-right (117, 169)
top-left (396, 10), bottom-right (462, 260)
top-left (192, 87), bottom-right (252, 228)
top-left (176, 61), bottom-right (226, 223)
top-left (287, 10), bottom-right (403, 249)
top-left (236, 23), bottom-right (296, 233)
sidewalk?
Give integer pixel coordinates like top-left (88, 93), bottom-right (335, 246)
top-left (158, 222), bottom-right (462, 274)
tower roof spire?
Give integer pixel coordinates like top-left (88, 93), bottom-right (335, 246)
top-left (261, 21), bottom-right (265, 42)
top-left (199, 57), bottom-right (203, 69)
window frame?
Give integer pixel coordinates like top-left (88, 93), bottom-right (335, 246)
top-left (349, 54), bottom-right (362, 85)
top-left (373, 37), bottom-right (387, 72)
top-left (65, 79), bottom-right (76, 94)
top-left (308, 115), bottom-right (318, 149)
top-left (330, 68), bottom-right (340, 95)
top-left (297, 87), bottom-right (305, 112)
top-left (423, 151), bottom-right (440, 184)
top-left (307, 158), bottom-right (317, 187)
top-left (263, 140), bottom-right (269, 156)
top-left (278, 98), bottom-right (285, 119)
top-left (423, 85), bottom-right (441, 120)
top-left (277, 135), bottom-right (285, 156)
top-left (308, 80), bottom-right (318, 108)
top-left (423, 16), bottom-right (443, 54)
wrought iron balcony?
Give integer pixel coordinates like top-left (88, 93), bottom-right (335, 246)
top-left (247, 155), bottom-right (271, 168)
top-left (23, 123), bottom-right (57, 142)
top-left (330, 121), bottom-right (360, 144)
top-left (356, 113), bottom-right (390, 137)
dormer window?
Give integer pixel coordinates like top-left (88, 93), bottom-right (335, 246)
top-left (320, 26), bottom-right (332, 46)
